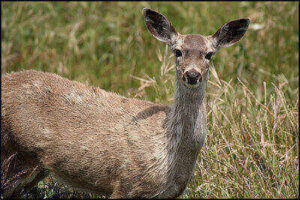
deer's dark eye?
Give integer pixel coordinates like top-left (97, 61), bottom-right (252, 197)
top-left (205, 52), bottom-right (214, 60)
top-left (174, 49), bottom-right (182, 57)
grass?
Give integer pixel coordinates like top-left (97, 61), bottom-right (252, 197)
top-left (1, 2), bottom-right (299, 199)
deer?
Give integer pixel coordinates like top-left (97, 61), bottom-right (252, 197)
top-left (1, 8), bottom-right (250, 198)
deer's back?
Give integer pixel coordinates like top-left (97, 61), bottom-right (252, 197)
top-left (1, 70), bottom-right (170, 196)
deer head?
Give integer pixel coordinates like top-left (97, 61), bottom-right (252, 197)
top-left (143, 8), bottom-right (250, 88)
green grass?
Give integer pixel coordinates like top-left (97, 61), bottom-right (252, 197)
top-left (1, 2), bottom-right (299, 199)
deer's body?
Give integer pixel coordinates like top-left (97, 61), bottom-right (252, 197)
top-left (1, 69), bottom-right (206, 197)
top-left (1, 8), bottom-right (249, 198)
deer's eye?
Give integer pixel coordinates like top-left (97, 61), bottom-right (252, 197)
top-left (174, 49), bottom-right (182, 57)
top-left (205, 52), bottom-right (214, 60)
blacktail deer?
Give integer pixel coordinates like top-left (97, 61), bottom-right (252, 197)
top-left (1, 8), bottom-right (250, 198)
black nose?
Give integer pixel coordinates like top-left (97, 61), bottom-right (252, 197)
top-left (185, 71), bottom-right (201, 85)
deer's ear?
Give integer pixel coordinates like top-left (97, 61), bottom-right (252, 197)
top-left (212, 18), bottom-right (250, 48)
top-left (143, 8), bottom-right (177, 45)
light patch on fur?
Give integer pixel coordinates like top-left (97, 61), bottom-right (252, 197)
top-left (35, 128), bottom-right (54, 148)
top-left (22, 83), bottom-right (31, 89)
top-left (1, 107), bottom-right (5, 117)
top-left (206, 36), bottom-right (218, 52)
top-left (67, 141), bottom-right (74, 145)
top-left (33, 80), bottom-right (41, 87)
top-left (65, 90), bottom-right (83, 104)
top-left (80, 145), bottom-right (89, 151)
top-left (43, 128), bottom-right (53, 139)
top-left (153, 150), bottom-right (164, 161)
top-left (22, 83), bottom-right (34, 95)
top-left (172, 34), bottom-right (184, 50)
top-left (120, 157), bottom-right (131, 170)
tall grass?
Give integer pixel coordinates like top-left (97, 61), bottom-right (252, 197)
top-left (1, 2), bottom-right (298, 198)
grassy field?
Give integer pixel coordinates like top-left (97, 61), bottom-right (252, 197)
top-left (1, 2), bottom-right (299, 199)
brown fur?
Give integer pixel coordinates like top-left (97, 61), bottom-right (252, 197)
top-left (2, 70), bottom-right (169, 197)
top-left (1, 8), bottom-right (249, 198)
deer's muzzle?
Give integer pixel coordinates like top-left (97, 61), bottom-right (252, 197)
top-left (183, 69), bottom-right (202, 85)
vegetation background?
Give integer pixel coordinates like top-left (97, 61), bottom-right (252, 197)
top-left (1, 1), bottom-right (299, 199)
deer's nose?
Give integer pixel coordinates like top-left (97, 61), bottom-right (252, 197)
top-left (186, 71), bottom-right (200, 79)
top-left (184, 70), bottom-right (202, 85)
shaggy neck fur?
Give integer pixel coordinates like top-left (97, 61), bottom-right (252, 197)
top-left (156, 71), bottom-right (208, 198)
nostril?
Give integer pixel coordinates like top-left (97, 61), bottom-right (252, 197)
top-left (186, 71), bottom-right (200, 79)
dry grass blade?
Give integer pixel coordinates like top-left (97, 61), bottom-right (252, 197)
top-left (237, 77), bottom-right (273, 117)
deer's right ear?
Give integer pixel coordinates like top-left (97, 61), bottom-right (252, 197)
top-left (143, 8), bottom-right (177, 45)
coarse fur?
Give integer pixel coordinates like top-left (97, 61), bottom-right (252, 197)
top-left (1, 8), bottom-right (250, 198)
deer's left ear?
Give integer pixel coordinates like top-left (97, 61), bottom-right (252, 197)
top-left (212, 18), bottom-right (250, 48)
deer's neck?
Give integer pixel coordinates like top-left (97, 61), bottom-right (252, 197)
top-left (168, 76), bottom-right (207, 153)
top-left (159, 74), bottom-right (208, 197)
